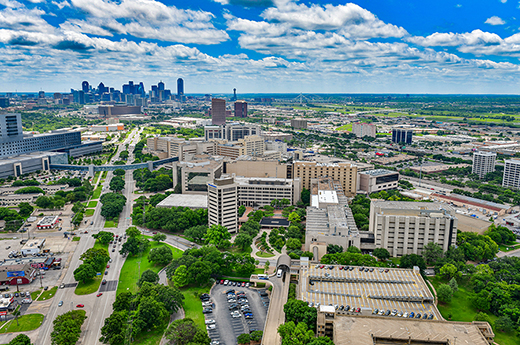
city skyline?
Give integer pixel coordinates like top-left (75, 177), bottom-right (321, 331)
top-left (2, 0), bottom-right (520, 93)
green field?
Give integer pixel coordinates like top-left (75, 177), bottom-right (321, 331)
top-left (335, 124), bottom-right (352, 131)
top-left (498, 244), bottom-right (520, 252)
top-left (429, 276), bottom-right (517, 345)
top-left (116, 241), bottom-right (182, 295)
top-left (30, 289), bottom-right (42, 300)
top-left (72, 236), bottom-right (80, 242)
top-left (255, 251), bottom-right (275, 258)
top-left (75, 276), bottom-right (103, 295)
top-left (0, 314), bottom-right (44, 334)
top-left (133, 316), bottom-right (170, 345)
top-left (85, 209), bottom-right (95, 217)
top-left (179, 286), bottom-right (210, 331)
top-left (88, 201), bottom-right (98, 208)
top-left (37, 286), bottom-right (57, 301)
top-left (92, 186), bottom-right (102, 199)
top-left (104, 219), bottom-right (119, 228)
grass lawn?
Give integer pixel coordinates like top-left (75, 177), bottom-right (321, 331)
top-left (72, 236), bottom-right (80, 242)
top-left (30, 288), bottom-right (42, 300)
top-left (132, 316), bottom-right (170, 345)
top-left (335, 124), bottom-right (352, 131)
top-left (179, 286), bottom-right (210, 331)
top-left (0, 314), bottom-right (44, 334)
top-left (116, 241), bottom-right (183, 295)
top-left (92, 186), bottom-right (102, 199)
top-left (498, 244), bottom-right (520, 252)
top-left (87, 201), bottom-right (98, 208)
top-left (75, 276), bottom-right (103, 295)
top-left (429, 276), bottom-right (518, 345)
top-left (255, 251), bottom-right (275, 258)
top-left (85, 209), bottom-right (95, 217)
top-left (37, 286), bottom-right (57, 301)
top-left (104, 219), bottom-right (119, 228)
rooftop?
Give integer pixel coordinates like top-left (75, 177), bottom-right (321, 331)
top-left (371, 201), bottom-right (456, 217)
top-left (361, 169), bottom-right (397, 177)
top-left (156, 194), bottom-right (208, 209)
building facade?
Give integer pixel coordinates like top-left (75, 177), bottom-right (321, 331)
top-left (352, 123), bottom-right (376, 138)
top-left (211, 98), bottom-right (226, 125)
top-left (204, 123), bottom-right (261, 141)
top-left (234, 176), bottom-right (301, 207)
top-left (207, 176), bottom-right (238, 233)
top-left (472, 151), bottom-right (496, 179)
top-left (358, 169), bottom-right (399, 194)
top-left (503, 159), bottom-right (520, 189)
top-left (291, 119), bottom-right (308, 129)
top-left (293, 161), bottom-right (358, 197)
top-left (234, 101), bottom-right (248, 118)
top-left (369, 201), bottom-right (458, 257)
top-left (392, 128), bottom-right (413, 144)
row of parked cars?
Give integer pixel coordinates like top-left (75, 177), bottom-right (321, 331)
top-left (227, 289), bottom-right (253, 320)
top-left (216, 280), bottom-right (250, 288)
top-left (373, 308), bottom-right (435, 319)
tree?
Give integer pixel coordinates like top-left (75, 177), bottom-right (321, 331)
top-left (18, 202), bottom-right (33, 218)
top-left (14, 186), bottom-right (44, 194)
top-left (187, 260), bottom-right (212, 285)
top-left (120, 236), bottom-right (149, 256)
top-left (113, 291), bottom-right (133, 312)
top-left (71, 201), bottom-right (85, 214)
top-left (51, 310), bottom-right (87, 345)
top-left (448, 277), bottom-right (458, 292)
top-left (80, 248), bottom-right (110, 271)
top-left (286, 238), bottom-right (302, 251)
top-left (234, 232), bottom-right (253, 251)
top-left (237, 334), bottom-right (250, 344)
top-left (278, 321), bottom-right (315, 345)
top-left (205, 224), bottom-right (231, 249)
top-left (113, 169), bottom-right (126, 176)
top-left (301, 188), bottom-right (310, 205)
top-left (326, 244), bottom-right (343, 254)
top-left (109, 176), bottom-right (125, 193)
top-left (471, 290), bottom-right (490, 311)
top-left (71, 212), bottom-right (83, 226)
top-left (152, 233), bottom-right (166, 242)
top-left (172, 265), bottom-right (189, 288)
top-left (154, 284), bottom-right (184, 314)
top-left (283, 299), bottom-right (318, 332)
top-left (264, 260), bottom-right (270, 274)
top-left (9, 334), bottom-right (32, 345)
top-left (133, 296), bottom-right (168, 335)
top-left (250, 330), bottom-right (263, 342)
top-left (421, 242), bottom-right (444, 265)
top-left (149, 246), bottom-right (173, 266)
top-left (100, 193), bottom-right (126, 219)
top-left (437, 284), bottom-right (453, 303)
top-left (372, 248), bottom-right (390, 261)
top-left (165, 318), bottom-right (210, 345)
top-left (238, 205), bottom-right (246, 217)
top-left (347, 246), bottom-right (361, 254)
top-left (288, 212), bottom-right (301, 224)
top-left (35, 196), bottom-right (54, 209)
top-left (137, 269), bottom-right (159, 287)
top-left (126, 227), bottom-right (140, 238)
top-left (494, 315), bottom-right (514, 333)
top-left (99, 310), bottom-right (128, 345)
top-left (184, 225), bottom-right (207, 243)
top-left (93, 231), bottom-right (114, 245)
top-left (400, 254), bottom-right (426, 272)
top-left (440, 263), bottom-right (459, 280)
top-left (73, 263), bottom-right (96, 283)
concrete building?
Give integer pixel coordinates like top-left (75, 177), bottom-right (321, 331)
top-left (214, 135), bottom-right (265, 159)
top-left (352, 122), bottom-right (376, 138)
top-left (234, 101), bottom-right (248, 118)
top-left (472, 151), bottom-right (496, 179)
top-left (156, 194), bottom-right (207, 209)
top-left (0, 151), bottom-right (68, 178)
top-left (502, 159), bottom-right (520, 189)
top-left (369, 201), bottom-right (458, 257)
top-left (293, 161), bottom-right (358, 197)
top-left (265, 140), bottom-right (287, 153)
top-left (224, 159), bottom-right (289, 178)
top-left (358, 169), bottom-right (399, 194)
top-left (392, 128), bottom-right (413, 144)
top-left (37, 216), bottom-right (59, 229)
top-left (291, 119), bottom-right (308, 129)
top-left (90, 124), bottom-right (125, 132)
top-left (234, 175), bottom-right (301, 207)
top-left (207, 176), bottom-right (238, 233)
top-left (211, 98), bottom-right (226, 125)
top-left (204, 123), bottom-right (261, 141)
top-left (98, 105), bottom-right (141, 117)
top-left (174, 158), bottom-right (223, 194)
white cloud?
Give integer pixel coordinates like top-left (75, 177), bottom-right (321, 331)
top-left (485, 16), bottom-right (506, 25)
top-left (408, 30), bottom-right (503, 47)
top-left (501, 0), bottom-right (507, 3)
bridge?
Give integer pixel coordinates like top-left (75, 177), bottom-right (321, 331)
top-left (50, 157), bottom-right (178, 176)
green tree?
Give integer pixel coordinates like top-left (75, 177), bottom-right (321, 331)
top-left (172, 265), bottom-right (189, 288)
top-left (250, 330), bottom-right (263, 342)
top-left (471, 290), bottom-right (490, 311)
top-left (73, 263), bottom-right (96, 283)
top-left (126, 226), bottom-right (141, 238)
top-left (113, 169), bottom-right (126, 176)
top-left (14, 186), bottom-right (44, 194)
top-left (109, 176), bottom-right (125, 193)
top-left (278, 321), bottom-right (315, 345)
top-left (205, 224), bottom-right (231, 249)
top-left (152, 233), bottom-right (166, 242)
top-left (347, 246), bottom-right (361, 254)
top-left (234, 232), bottom-right (253, 251)
top-left (437, 284), bottom-right (453, 303)
top-left (100, 193), bottom-right (126, 219)
top-left (184, 225), bottom-right (207, 243)
top-left (440, 263), bottom-right (459, 280)
top-left (18, 202), bottom-right (34, 218)
top-left (264, 260), bottom-right (270, 274)
top-left (286, 238), bottom-right (302, 251)
top-left (326, 244), bottom-right (343, 254)
top-left (372, 248), bottom-right (390, 261)
top-left (8, 334), bottom-right (32, 345)
top-left (422, 242), bottom-right (444, 265)
top-left (35, 196), bottom-right (54, 209)
top-left (133, 296), bottom-right (168, 335)
top-left (301, 188), bottom-right (310, 205)
top-left (238, 205), bottom-right (246, 217)
top-left (113, 291), bottom-right (133, 312)
top-left (187, 260), bottom-right (212, 285)
top-left (153, 284), bottom-right (184, 314)
top-left (71, 201), bottom-right (85, 214)
top-left (400, 254), bottom-right (426, 272)
top-left (448, 277), bottom-right (458, 292)
top-left (237, 334), bottom-right (250, 344)
top-left (137, 269), bottom-right (159, 287)
top-left (149, 246), bottom-right (173, 266)
top-left (99, 310), bottom-right (128, 345)
top-left (165, 318), bottom-right (210, 345)
top-left (283, 299), bottom-right (318, 332)
top-left (120, 236), bottom-right (149, 256)
top-left (93, 231), bottom-right (114, 245)
top-left (51, 310), bottom-right (87, 345)
top-left (288, 212), bottom-right (301, 224)
top-left (494, 315), bottom-right (514, 333)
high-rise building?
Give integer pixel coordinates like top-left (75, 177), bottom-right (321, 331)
top-left (392, 128), bottom-right (413, 144)
top-left (234, 101), bottom-right (248, 118)
top-left (0, 98), bottom-right (9, 108)
top-left (158, 81), bottom-right (165, 91)
top-left (98, 82), bottom-right (107, 94)
top-left (177, 78), bottom-right (184, 97)
top-left (472, 151), bottom-right (496, 179)
top-left (503, 159), bottom-right (520, 189)
top-left (291, 119), bottom-right (307, 129)
top-left (352, 122), bottom-right (376, 138)
top-left (38, 91), bottom-right (45, 99)
top-left (211, 98), bottom-right (226, 125)
top-left (207, 176), bottom-right (238, 233)
top-left (369, 201), bottom-right (458, 257)
top-left (204, 123), bottom-right (260, 141)
top-left (293, 161), bottom-right (358, 197)
top-left (82, 81), bottom-right (89, 93)
top-left (232, 88), bottom-right (237, 101)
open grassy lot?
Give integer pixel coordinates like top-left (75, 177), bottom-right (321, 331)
top-left (37, 286), bottom-right (57, 301)
top-left (92, 186), bottom-right (102, 199)
top-left (104, 219), bottom-right (119, 228)
top-left (87, 201), bottom-right (98, 208)
top-left (335, 124), bottom-right (352, 131)
top-left (30, 288), bottom-right (42, 300)
top-left (116, 241), bottom-right (182, 295)
top-left (179, 286), bottom-right (210, 331)
top-left (498, 244), bottom-right (520, 252)
top-left (0, 314), bottom-right (44, 334)
top-left (132, 316), bottom-right (170, 345)
top-left (429, 276), bottom-right (518, 345)
top-left (72, 236), bottom-right (80, 242)
top-left (75, 276), bottom-right (103, 295)
top-left (85, 209), bottom-right (95, 217)
top-left (255, 251), bottom-right (275, 258)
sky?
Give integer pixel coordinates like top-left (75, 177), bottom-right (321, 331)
top-left (3, 0), bottom-right (520, 94)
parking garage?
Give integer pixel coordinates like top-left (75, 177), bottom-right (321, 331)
top-left (299, 265), bottom-right (440, 320)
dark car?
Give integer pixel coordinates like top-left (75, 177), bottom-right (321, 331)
top-left (105, 271), bottom-right (108, 275)
top-left (112, 249), bottom-right (115, 252)
top-left (345, 305), bottom-right (350, 311)
top-left (428, 314), bottom-right (434, 319)
top-left (215, 280), bottom-right (220, 285)
top-left (14, 293), bottom-right (19, 297)
top-left (409, 312), bottom-right (415, 318)
top-left (242, 309), bottom-right (252, 313)
top-left (422, 313), bottom-right (428, 319)
top-left (102, 279), bottom-right (107, 285)
top-left (229, 304), bottom-right (238, 310)
top-left (202, 308), bottom-right (213, 314)
top-left (385, 310), bottom-right (391, 316)
top-left (415, 313), bottom-right (421, 319)
top-left (359, 267), bottom-right (364, 271)
top-left (226, 289), bottom-right (235, 294)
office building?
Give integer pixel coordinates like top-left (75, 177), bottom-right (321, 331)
top-left (0, 98), bottom-right (9, 108)
top-left (224, 159), bottom-right (289, 179)
top-left (352, 122), bottom-right (376, 138)
top-left (207, 176), bottom-right (238, 233)
top-left (0, 151), bottom-right (67, 178)
top-left (211, 98), bottom-right (226, 125)
top-left (175, 159), bottom-right (223, 194)
top-left (392, 128), bottom-right (413, 144)
top-left (214, 135), bottom-right (265, 159)
top-left (98, 105), bottom-right (141, 117)
top-left (503, 159), bottom-right (520, 189)
top-left (293, 161), bottom-right (358, 197)
top-left (82, 81), bottom-right (89, 93)
top-left (472, 151), bottom-right (496, 179)
top-left (234, 101), bottom-right (248, 118)
top-left (369, 201), bottom-right (458, 257)
top-left (177, 78), bottom-right (184, 97)
top-left (358, 169), bottom-right (399, 194)
top-left (204, 123), bottom-right (261, 141)
top-left (291, 119), bottom-right (308, 129)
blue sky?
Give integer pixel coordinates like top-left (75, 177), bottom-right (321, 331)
top-left (2, 0), bottom-right (520, 94)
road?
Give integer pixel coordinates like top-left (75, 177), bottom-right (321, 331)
top-left (260, 272), bottom-right (290, 345)
top-left (0, 128), bottom-right (142, 345)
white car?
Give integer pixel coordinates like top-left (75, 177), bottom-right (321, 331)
top-left (227, 299), bottom-right (236, 303)
top-left (206, 324), bottom-right (216, 330)
top-left (230, 311), bottom-right (241, 318)
top-left (224, 280), bottom-right (229, 285)
top-left (205, 319), bottom-right (216, 325)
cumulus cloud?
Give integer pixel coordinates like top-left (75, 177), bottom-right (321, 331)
top-left (408, 30), bottom-right (502, 47)
top-left (485, 16), bottom-right (505, 25)
top-left (213, 0), bottom-right (274, 6)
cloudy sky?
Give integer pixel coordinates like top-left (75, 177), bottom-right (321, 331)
top-left (2, 0), bottom-right (520, 94)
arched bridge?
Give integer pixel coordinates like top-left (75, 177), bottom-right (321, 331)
top-left (50, 157), bottom-right (178, 176)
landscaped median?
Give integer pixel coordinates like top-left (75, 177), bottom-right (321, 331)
top-left (0, 313), bottom-right (44, 333)
top-left (37, 286), bottom-right (57, 301)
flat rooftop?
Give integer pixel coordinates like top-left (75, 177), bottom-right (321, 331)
top-left (371, 201), bottom-right (456, 217)
top-left (156, 194), bottom-right (208, 209)
top-left (361, 169), bottom-right (397, 177)
top-left (37, 216), bottom-right (58, 226)
top-left (300, 265), bottom-right (439, 319)
top-left (332, 315), bottom-right (492, 345)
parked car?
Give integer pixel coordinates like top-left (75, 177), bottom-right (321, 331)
top-left (76, 304), bottom-right (84, 308)
top-left (202, 308), bottom-right (213, 314)
top-left (205, 319), bottom-right (216, 325)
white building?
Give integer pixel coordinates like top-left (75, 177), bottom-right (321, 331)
top-left (472, 151), bottom-right (496, 179)
top-left (207, 176), bottom-right (238, 233)
top-left (503, 159), bottom-right (520, 189)
top-left (358, 169), bottom-right (399, 194)
top-left (352, 123), bottom-right (376, 138)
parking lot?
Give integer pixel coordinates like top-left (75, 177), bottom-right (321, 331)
top-left (300, 265), bottom-right (439, 320)
top-left (204, 282), bottom-right (269, 345)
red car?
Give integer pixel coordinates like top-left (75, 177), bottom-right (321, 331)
top-left (339, 266), bottom-right (344, 270)
top-left (106, 265), bottom-right (110, 268)
top-left (152, 232), bottom-right (157, 234)
top-left (220, 280), bottom-right (224, 284)
top-left (97, 293), bottom-right (103, 297)
top-left (76, 304), bottom-right (84, 308)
